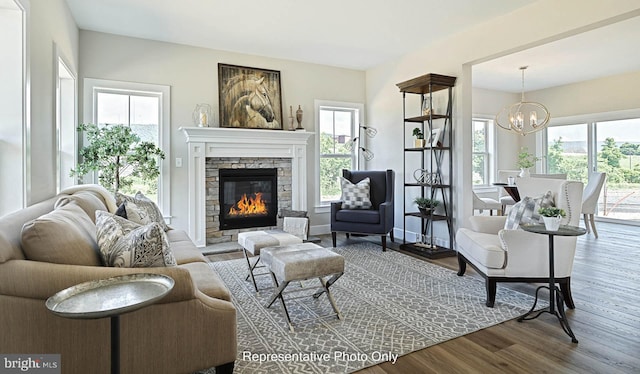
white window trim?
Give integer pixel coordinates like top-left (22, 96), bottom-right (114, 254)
top-left (83, 78), bottom-right (171, 220)
top-left (54, 43), bottom-right (77, 194)
top-left (472, 116), bottom-right (496, 191)
top-left (314, 99), bottom-right (364, 213)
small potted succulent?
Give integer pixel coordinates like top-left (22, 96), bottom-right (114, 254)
top-left (414, 197), bottom-right (439, 216)
top-left (538, 207), bottom-right (566, 231)
top-left (413, 127), bottom-right (426, 148)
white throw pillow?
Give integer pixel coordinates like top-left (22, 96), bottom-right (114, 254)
top-left (115, 191), bottom-right (169, 231)
top-left (96, 210), bottom-right (176, 268)
top-left (340, 177), bottom-right (372, 209)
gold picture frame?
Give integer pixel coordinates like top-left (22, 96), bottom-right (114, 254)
top-left (218, 63), bottom-right (283, 129)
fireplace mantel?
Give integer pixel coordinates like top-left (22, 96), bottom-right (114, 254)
top-left (180, 127), bottom-right (314, 247)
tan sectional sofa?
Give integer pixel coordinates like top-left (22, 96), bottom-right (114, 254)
top-left (0, 188), bottom-right (236, 374)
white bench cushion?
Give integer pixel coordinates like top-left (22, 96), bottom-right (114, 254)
top-left (262, 243), bottom-right (344, 282)
top-left (238, 230), bottom-right (303, 256)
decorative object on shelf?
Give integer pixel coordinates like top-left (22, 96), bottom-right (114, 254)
top-left (422, 95), bottom-right (431, 116)
top-left (413, 169), bottom-right (440, 185)
top-left (538, 207), bottom-right (566, 231)
top-left (193, 104), bottom-right (212, 127)
top-left (218, 63), bottom-right (283, 130)
top-left (288, 106), bottom-right (295, 130)
top-left (414, 196), bottom-right (439, 216)
top-left (412, 127), bottom-right (426, 148)
top-left (517, 147), bottom-right (540, 177)
top-left (344, 124), bottom-right (376, 167)
top-left (495, 66), bottom-right (550, 136)
top-left (428, 128), bottom-right (441, 147)
top-left (295, 105), bottom-right (304, 130)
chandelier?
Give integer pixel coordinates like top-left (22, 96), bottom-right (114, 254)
top-left (345, 125), bottom-right (376, 162)
top-left (495, 66), bottom-right (550, 136)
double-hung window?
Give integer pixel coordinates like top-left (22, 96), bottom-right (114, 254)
top-left (84, 79), bottom-right (171, 219)
top-left (472, 118), bottom-right (495, 186)
top-left (315, 100), bottom-right (362, 210)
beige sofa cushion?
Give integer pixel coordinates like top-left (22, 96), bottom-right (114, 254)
top-left (54, 191), bottom-right (108, 223)
top-left (179, 262), bottom-right (231, 301)
top-left (21, 203), bottom-right (101, 266)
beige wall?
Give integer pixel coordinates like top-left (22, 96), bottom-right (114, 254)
top-left (365, 0), bottom-right (640, 235)
top-left (28, 0), bottom-right (79, 204)
top-left (78, 31), bottom-right (366, 232)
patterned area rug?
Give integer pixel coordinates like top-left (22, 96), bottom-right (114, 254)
top-left (199, 243), bottom-right (543, 374)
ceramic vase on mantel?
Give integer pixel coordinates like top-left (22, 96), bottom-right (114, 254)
top-left (519, 168), bottom-right (530, 178)
top-left (295, 105), bottom-right (304, 130)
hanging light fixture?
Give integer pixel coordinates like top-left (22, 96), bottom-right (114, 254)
top-left (495, 66), bottom-right (550, 136)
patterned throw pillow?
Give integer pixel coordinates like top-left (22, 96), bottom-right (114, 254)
top-left (95, 210), bottom-right (176, 268)
top-left (115, 192), bottom-right (169, 231)
top-left (504, 190), bottom-right (554, 230)
top-left (340, 177), bottom-right (372, 209)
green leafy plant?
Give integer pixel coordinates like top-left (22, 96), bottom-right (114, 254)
top-left (413, 197), bottom-right (439, 209)
top-left (412, 127), bottom-right (424, 139)
top-left (70, 123), bottom-right (165, 195)
top-left (538, 207), bottom-right (566, 218)
top-left (517, 147), bottom-right (540, 169)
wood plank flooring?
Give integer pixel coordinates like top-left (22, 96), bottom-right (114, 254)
top-left (207, 222), bottom-right (640, 373)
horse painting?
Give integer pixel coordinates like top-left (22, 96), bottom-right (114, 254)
top-left (218, 65), bottom-right (283, 129)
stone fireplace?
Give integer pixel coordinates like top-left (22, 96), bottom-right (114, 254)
top-left (181, 127), bottom-right (313, 247)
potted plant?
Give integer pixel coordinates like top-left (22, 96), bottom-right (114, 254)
top-left (517, 147), bottom-right (540, 177)
top-left (413, 127), bottom-right (426, 148)
top-left (414, 196), bottom-right (439, 216)
top-left (70, 123), bottom-right (165, 195)
top-left (538, 207), bottom-right (566, 231)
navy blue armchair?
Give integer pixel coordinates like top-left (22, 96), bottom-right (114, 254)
top-left (331, 169), bottom-right (395, 251)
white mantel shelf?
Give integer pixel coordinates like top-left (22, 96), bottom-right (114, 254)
top-left (179, 127), bottom-right (314, 247)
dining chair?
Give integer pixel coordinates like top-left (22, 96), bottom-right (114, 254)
top-left (497, 170), bottom-right (520, 214)
top-left (472, 191), bottom-right (502, 216)
top-left (581, 172), bottom-right (607, 238)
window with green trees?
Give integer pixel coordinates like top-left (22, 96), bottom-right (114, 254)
top-left (546, 118), bottom-right (640, 221)
top-left (318, 107), bottom-right (356, 203)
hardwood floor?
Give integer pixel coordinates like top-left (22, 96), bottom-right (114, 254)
top-left (207, 222), bottom-right (640, 373)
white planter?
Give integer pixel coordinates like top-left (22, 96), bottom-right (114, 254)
top-left (519, 168), bottom-right (530, 178)
top-left (542, 216), bottom-right (561, 231)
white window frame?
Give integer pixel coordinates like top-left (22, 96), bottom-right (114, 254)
top-left (472, 117), bottom-right (496, 190)
top-left (54, 43), bottom-right (77, 193)
top-left (314, 100), bottom-right (363, 213)
top-left (83, 78), bottom-right (171, 221)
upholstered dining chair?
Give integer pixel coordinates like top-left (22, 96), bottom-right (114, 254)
top-left (497, 170), bottom-right (521, 213)
top-left (530, 173), bottom-right (567, 179)
top-left (331, 169), bottom-right (394, 251)
top-left (456, 177), bottom-right (584, 308)
top-left (581, 172), bottom-right (607, 238)
top-left (472, 191), bottom-right (502, 216)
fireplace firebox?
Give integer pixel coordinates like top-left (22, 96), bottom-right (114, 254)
top-left (219, 168), bottom-right (278, 230)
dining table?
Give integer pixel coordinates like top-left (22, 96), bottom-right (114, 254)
top-left (492, 182), bottom-right (520, 202)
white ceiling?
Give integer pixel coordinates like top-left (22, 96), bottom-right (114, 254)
top-left (64, 1), bottom-right (640, 92)
top-left (64, 0), bottom-right (535, 71)
top-left (473, 15), bottom-right (640, 92)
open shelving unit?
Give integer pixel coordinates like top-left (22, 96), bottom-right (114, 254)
top-left (396, 73), bottom-right (456, 259)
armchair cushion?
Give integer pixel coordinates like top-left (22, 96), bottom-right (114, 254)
top-left (336, 209), bottom-right (380, 224)
top-left (340, 176), bottom-right (372, 209)
top-left (456, 229), bottom-right (506, 269)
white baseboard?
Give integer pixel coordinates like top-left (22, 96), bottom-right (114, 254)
top-left (310, 224), bottom-right (331, 236)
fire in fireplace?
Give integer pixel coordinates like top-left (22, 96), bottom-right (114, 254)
top-left (219, 168), bottom-right (277, 230)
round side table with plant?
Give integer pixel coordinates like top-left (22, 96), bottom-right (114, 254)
top-left (412, 127), bottom-right (425, 148)
top-left (414, 197), bottom-right (439, 217)
top-left (538, 207), bottom-right (566, 231)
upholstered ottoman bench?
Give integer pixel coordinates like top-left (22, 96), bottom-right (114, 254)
top-left (261, 243), bottom-right (345, 332)
top-left (238, 230), bottom-right (303, 291)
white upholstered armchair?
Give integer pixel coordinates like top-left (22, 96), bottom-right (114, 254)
top-left (456, 178), bottom-right (584, 307)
